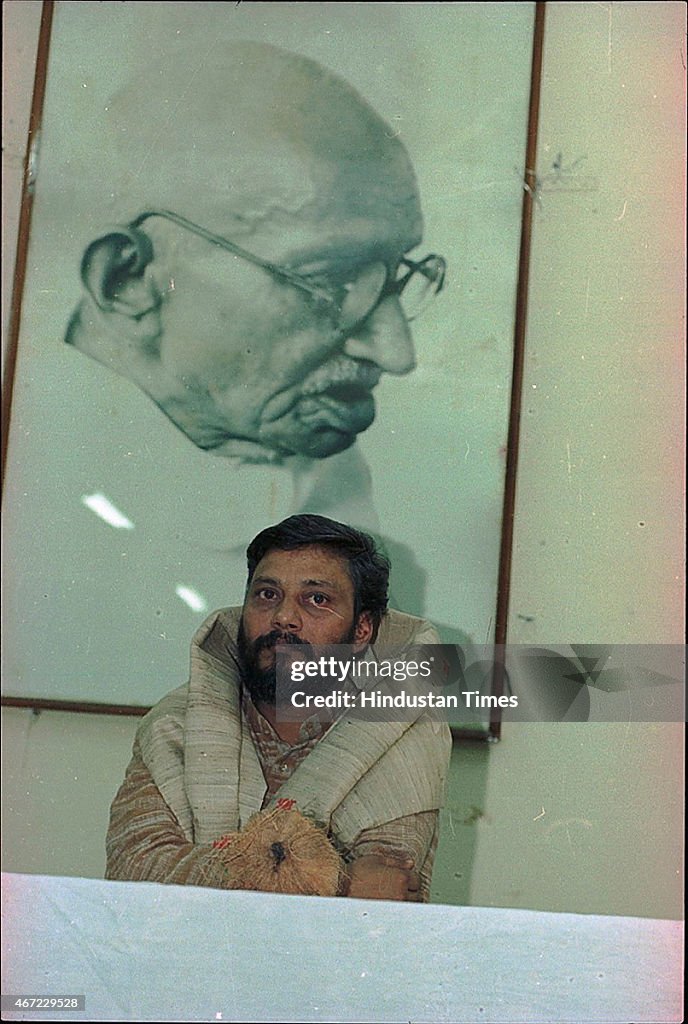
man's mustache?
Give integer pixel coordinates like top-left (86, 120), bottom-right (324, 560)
top-left (252, 630), bottom-right (313, 655)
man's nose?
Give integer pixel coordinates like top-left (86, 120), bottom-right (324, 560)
top-left (271, 599), bottom-right (302, 633)
top-left (342, 297), bottom-right (416, 375)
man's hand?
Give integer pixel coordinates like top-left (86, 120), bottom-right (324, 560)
top-left (345, 854), bottom-right (420, 902)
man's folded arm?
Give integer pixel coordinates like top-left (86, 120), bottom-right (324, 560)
top-left (345, 810), bottom-right (439, 902)
top-left (106, 744), bottom-right (440, 900)
top-left (105, 744), bottom-right (233, 889)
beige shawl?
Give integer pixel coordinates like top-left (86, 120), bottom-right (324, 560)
top-left (137, 608), bottom-right (452, 847)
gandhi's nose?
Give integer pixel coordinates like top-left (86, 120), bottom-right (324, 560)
top-left (342, 297), bottom-right (416, 375)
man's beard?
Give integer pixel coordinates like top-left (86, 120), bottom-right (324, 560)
top-left (237, 619), bottom-right (356, 705)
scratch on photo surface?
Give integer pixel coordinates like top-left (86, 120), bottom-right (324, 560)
top-left (385, 115), bottom-right (403, 140)
top-left (130, 45), bottom-right (220, 183)
top-left (514, 166), bottom-right (542, 208)
top-left (484, 615), bottom-right (493, 647)
top-left (618, 714), bottom-right (632, 757)
top-left (604, 2), bottom-right (614, 75)
top-left (566, 441), bottom-right (572, 481)
top-left (543, 816), bottom-right (593, 839)
top-left (533, 806), bottom-right (546, 821)
top-left (614, 200), bottom-right (628, 222)
top-left (459, 177), bottom-right (524, 198)
top-left (319, 605), bottom-right (346, 621)
top-left (584, 277), bottom-right (591, 319)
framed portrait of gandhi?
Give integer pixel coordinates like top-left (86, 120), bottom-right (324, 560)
top-left (3, 2), bottom-right (537, 733)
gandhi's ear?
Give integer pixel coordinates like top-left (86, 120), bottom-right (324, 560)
top-left (80, 227), bottom-right (160, 319)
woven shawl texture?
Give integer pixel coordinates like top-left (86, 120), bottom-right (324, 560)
top-left (137, 607), bottom-right (452, 848)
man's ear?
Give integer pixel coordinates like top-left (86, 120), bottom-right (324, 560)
top-left (80, 227), bottom-right (160, 320)
top-left (353, 612), bottom-right (374, 648)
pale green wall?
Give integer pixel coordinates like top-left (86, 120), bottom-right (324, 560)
top-left (2, 1), bottom-right (684, 919)
top-left (433, 0), bottom-right (685, 919)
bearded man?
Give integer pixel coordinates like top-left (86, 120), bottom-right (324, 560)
top-left (105, 515), bottom-right (452, 901)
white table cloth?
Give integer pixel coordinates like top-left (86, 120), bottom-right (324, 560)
top-left (1, 872), bottom-right (683, 1022)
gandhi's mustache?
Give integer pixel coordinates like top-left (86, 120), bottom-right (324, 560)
top-left (300, 357), bottom-right (381, 397)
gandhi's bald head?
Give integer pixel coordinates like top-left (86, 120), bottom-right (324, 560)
top-left (103, 43), bottom-right (420, 242)
top-left (67, 42), bottom-right (430, 461)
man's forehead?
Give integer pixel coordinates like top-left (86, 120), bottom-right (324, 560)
top-left (254, 545), bottom-right (352, 582)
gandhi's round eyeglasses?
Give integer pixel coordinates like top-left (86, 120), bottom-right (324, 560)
top-left (130, 209), bottom-right (446, 329)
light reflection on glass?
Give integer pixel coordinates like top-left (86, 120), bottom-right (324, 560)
top-left (175, 586), bottom-right (208, 613)
top-left (81, 493), bottom-right (134, 529)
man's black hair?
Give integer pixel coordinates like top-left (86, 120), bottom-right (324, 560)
top-left (246, 514), bottom-right (390, 640)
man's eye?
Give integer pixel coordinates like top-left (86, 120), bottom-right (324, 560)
top-left (306, 592), bottom-right (329, 606)
top-left (256, 588), bottom-right (278, 601)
